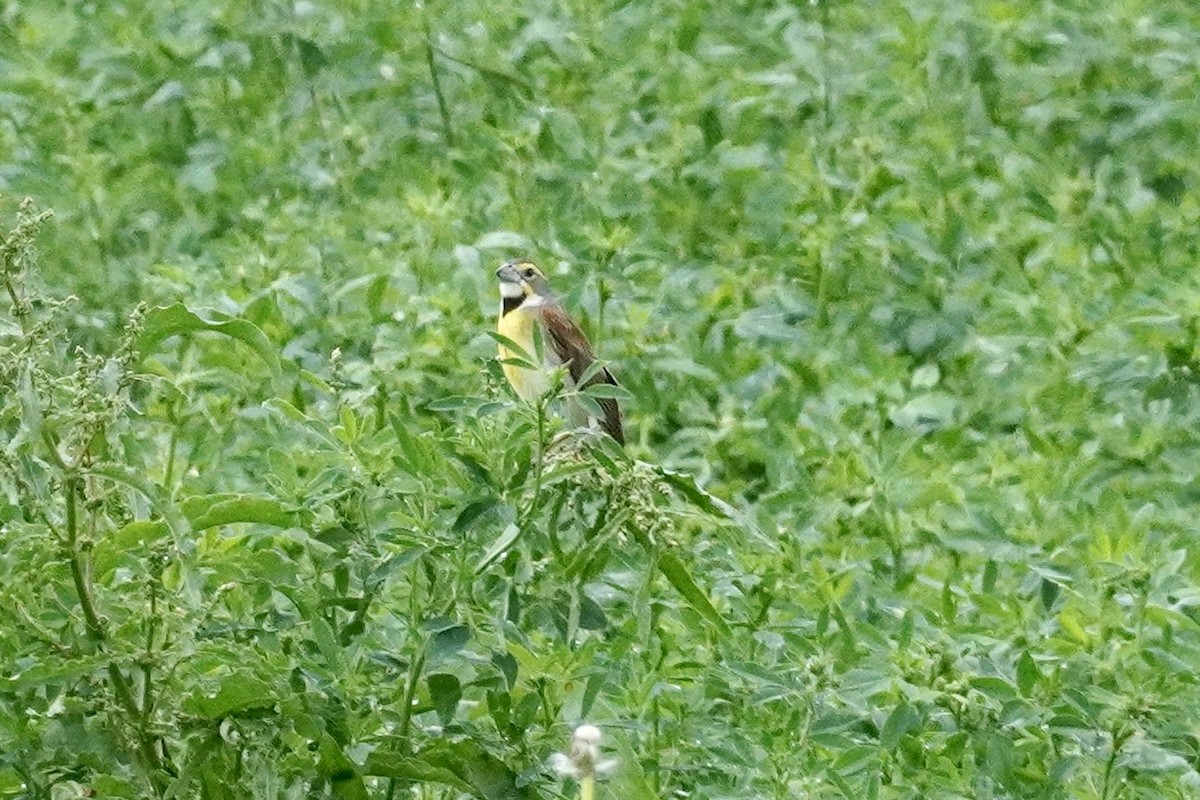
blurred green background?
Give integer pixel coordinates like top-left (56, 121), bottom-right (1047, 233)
top-left (2, 0), bottom-right (1200, 797)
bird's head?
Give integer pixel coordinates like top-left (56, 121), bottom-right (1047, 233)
top-left (497, 259), bottom-right (553, 304)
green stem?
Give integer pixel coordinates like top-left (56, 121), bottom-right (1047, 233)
top-left (421, 7), bottom-right (455, 147)
top-left (1, 270), bottom-right (27, 329)
top-left (398, 649), bottom-right (426, 751)
top-left (65, 475), bottom-right (168, 795)
top-left (141, 578), bottom-right (159, 735)
top-left (520, 398), bottom-right (549, 527)
top-left (546, 491), bottom-right (566, 564)
top-left (1101, 724), bottom-right (1130, 800)
top-left (650, 695), bottom-right (661, 797)
top-left (163, 422), bottom-right (180, 489)
top-left (66, 476), bottom-right (105, 642)
top-left (41, 429), bottom-right (69, 471)
top-left (816, 0), bottom-right (832, 129)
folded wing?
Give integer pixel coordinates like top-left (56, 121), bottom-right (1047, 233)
top-left (540, 304), bottom-right (625, 445)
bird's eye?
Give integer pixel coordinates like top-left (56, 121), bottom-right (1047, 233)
top-left (523, 269), bottom-right (535, 278)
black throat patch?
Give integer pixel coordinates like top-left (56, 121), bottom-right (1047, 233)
top-left (501, 296), bottom-right (523, 316)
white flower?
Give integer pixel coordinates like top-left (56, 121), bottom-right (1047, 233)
top-left (549, 723), bottom-right (617, 780)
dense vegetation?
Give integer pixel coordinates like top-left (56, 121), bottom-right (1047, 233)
top-left (3, 0), bottom-right (1200, 797)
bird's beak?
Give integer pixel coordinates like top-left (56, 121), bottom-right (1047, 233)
top-left (496, 263), bottom-right (521, 284)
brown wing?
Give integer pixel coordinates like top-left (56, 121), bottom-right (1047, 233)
top-left (541, 304), bottom-right (625, 445)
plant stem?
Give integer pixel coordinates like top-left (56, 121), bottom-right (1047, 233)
top-left (530, 401), bottom-right (546, 515)
top-left (65, 475), bottom-right (168, 795)
top-left (1101, 724), bottom-right (1130, 800)
top-left (650, 695), bottom-right (661, 797)
top-left (141, 577), bottom-right (159, 735)
top-left (398, 649), bottom-right (425, 750)
top-left (546, 491), bottom-right (566, 562)
top-left (815, 0), bottom-right (832, 129)
top-left (163, 423), bottom-right (180, 489)
top-left (421, 7), bottom-right (455, 148)
top-left (516, 396), bottom-right (551, 522)
top-left (66, 476), bottom-right (105, 642)
top-left (581, 774), bottom-right (595, 800)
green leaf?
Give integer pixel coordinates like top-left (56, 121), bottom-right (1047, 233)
top-left (474, 523), bottom-right (521, 575)
top-left (416, 739), bottom-right (526, 800)
top-left (656, 550), bottom-right (730, 635)
top-left (880, 703), bottom-right (921, 749)
top-left (296, 38), bottom-right (327, 77)
top-left (485, 330), bottom-right (535, 361)
top-left (299, 368), bottom-right (334, 394)
top-left (452, 499), bottom-right (499, 533)
top-left (578, 593), bottom-right (608, 630)
top-left (427, 673), bottom-right (462, 724)
top-left (263, 398), bottom-right (341, 448)
top-left (1040, 578), bottom-right (1061, 610)
top-left (14, 366), bottom-right (42, 453)
top-left (427, 396), bottom-right (482, 412)
top-left (317, 734), bottom-right (368, 800)
top-left (88, 462), bottom-right (190, 544)
top-left (654, 463), bottom-right (778, 551)
top-left (138, 303), bottom-right (280, 376)
top-left (181, 493), bottom-right (304, 530)
top-left (1016, 651), bottom-right (1039, 696)
top-left (183, 673), bottom-right (275, 719)
top-left (830, 744), bottom-right (877, 777)
top-left (654, 464), bottom-right (740, 521)
top-left (93, 519), bottom-right (172, 575)
top-left (579, 382), bottom-right (633, 402)
top-left (426, 621), bottom-right (471, 662)
top-left (310, 615), bottom-right (345, 673)
top-left (362, 753), bottom-right (473, 791)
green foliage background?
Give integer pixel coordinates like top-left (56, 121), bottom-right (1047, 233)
top-left (3, 0), bottom-right (1200, 797)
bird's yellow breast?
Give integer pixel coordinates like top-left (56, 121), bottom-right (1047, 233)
top-left (498, 307), bottom-right (551, 401)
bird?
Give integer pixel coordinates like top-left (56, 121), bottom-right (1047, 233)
top-left (495, 259), bottom-right (625, 445)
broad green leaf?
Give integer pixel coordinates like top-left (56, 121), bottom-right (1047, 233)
top-left (880, 703), bottom-right (921, 749)
top-left (181, 493), bottom-right (303, 530)
top-left (138, 303), bottom-right (280, 376)
top-left (830, 745), bottom-right (877, 777)
top-left (452, 499), bottom-right (500, 533)
top-left (578, 593), bottom-right (607, 630)
top-left (427, 673), bottom-right (462, 724)
top-left (426, 621), bottom-right (471, 662)
top-left (183, 673), bottom-right (274, 719)
top-left (654, 463), bottom-right (778, 551)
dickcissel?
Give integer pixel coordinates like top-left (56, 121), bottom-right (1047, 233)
top-left (495, 259), bottom-right (625, 445)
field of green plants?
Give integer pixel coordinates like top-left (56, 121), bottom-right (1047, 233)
top-left (3, 0), bottom-right (1200, 797)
